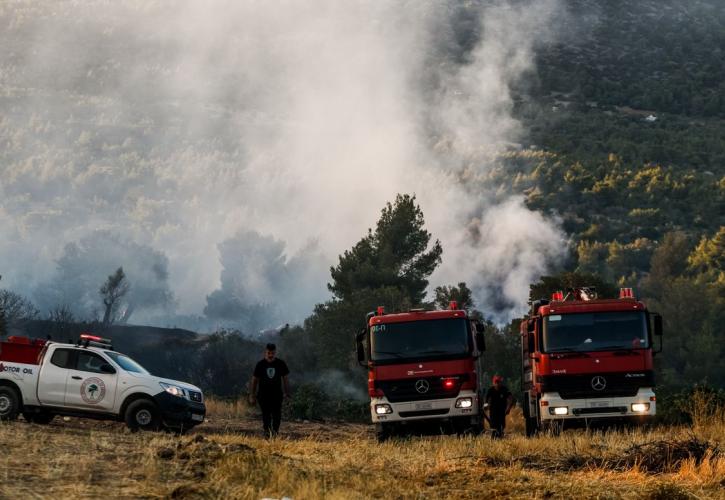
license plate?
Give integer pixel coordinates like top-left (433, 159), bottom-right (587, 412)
top-left (415, 402), bottom-right (433, 410)
top-left (590, 401), bottom-right (609, 408)
top-left (191, 414), bottom-right (204, 422)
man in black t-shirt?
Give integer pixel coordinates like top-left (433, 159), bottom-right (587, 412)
top-left (249, 343), bottom-right (290, 437)
top-left (485, 375), bottom-right (514, 438)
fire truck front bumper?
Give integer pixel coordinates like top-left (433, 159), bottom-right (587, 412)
top-left (539, 388), bottom-right (656, 421)
top-left (370, 390), bottom-right (480, 424)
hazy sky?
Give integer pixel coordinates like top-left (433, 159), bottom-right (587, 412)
top-left (0, 0), bottom-right (566, 327)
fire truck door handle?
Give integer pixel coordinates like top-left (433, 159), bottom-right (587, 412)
top-left (71, 376), bottom-right (82, 380)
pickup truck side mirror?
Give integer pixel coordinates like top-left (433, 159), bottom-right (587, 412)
top-left (100, 363), bottom-right (116, 374)
top-left (355, 328), bottom-right (367, 367)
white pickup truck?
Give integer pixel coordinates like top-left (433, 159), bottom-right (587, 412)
top-left (0, 334), bottom-right (206, 432)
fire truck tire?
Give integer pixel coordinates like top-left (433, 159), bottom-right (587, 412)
top-left (0, 386), bottom-right (20, 421)
top-left (375, 423), bottom-right (392, 442)
top-left (125, 399), bottom-right (161, 431)
top-left (523, 393), bottom-right (538, 437)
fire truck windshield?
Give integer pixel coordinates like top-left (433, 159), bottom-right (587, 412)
top-left (370, 318), bottom-right (470, 363)
top-left (543, 311), bottom-right (649, 353)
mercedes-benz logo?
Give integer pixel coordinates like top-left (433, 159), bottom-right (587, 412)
top-left (415, 379), bottom-right (430, 394)
top-left (591, 376), bottom-right (607, 391)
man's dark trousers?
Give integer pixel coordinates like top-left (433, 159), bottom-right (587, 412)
top-left (260, 396), bottom-right (283, 436)
top-left (490, 411), bottom-right (506, 438)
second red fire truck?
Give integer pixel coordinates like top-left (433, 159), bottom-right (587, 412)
top-left (520, 287), bottom-right (663, 435)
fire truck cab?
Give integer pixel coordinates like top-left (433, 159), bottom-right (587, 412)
top-left (356, 303), bottom-right (487, 441)
top-left (520, 287), bottom-right (663, 435)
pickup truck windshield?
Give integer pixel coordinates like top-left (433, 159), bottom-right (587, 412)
top-left (543, 311), bottom-right (648, 353)
top-left (370, 318), bottom-right (469, 363)
top-left (104, 351), bottom-right (150, 374)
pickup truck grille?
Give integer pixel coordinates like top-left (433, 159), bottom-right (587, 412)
top-left (189, 391), bottom-right (203, 403)
top-left (377, 375), bottom-right (465, 403)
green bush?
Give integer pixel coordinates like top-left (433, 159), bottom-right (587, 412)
top-left (655, 384), bottom-right (725, 425)
top-left (284, 383), bottom-right (369, 423)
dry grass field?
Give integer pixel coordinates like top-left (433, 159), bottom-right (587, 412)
top-left (0, 400), bottom-right (722, 499)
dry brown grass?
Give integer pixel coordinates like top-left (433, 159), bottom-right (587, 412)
top-left (0, 407), bottom-right (722, 499)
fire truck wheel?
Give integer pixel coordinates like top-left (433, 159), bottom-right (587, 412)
top-left (0, 386), bottom-right (20, 421)
top-left (125, 399), bottom-right (161, 431)
top-left (523, 394), bottom-right (538, 437)
top-left (375, 423), bottom-right (392, 442)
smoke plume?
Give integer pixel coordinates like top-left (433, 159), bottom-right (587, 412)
top-left (0, 0), bottom-right (566, 327)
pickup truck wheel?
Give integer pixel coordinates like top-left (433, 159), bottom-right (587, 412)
top-left (125, 399), bottom-right (160, 431)
top-left (0, 387), bottom-right (20, 421)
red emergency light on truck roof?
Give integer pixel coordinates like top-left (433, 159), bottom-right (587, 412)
top-left (78, 333), bottom-right (113, 348)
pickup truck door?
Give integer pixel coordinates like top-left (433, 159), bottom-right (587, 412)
top-left (64, 350), bottom-right (118, 412)
top-left (37, 347), bottom-right (75, 406)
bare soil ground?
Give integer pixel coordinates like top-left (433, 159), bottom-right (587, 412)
top-left (0, 408), bottom-right (722, 499)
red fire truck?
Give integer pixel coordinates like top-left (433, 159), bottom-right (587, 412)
top-left (356, 302), bottom-right (486, 441)
top-left (520, 287), bottom-right (663, 435)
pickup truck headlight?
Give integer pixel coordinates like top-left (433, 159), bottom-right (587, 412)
top-left (160, 382), bottom-right (186, 398)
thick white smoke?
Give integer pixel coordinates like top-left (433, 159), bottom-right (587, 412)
top-left (0, 0), bottom-right (566, 327)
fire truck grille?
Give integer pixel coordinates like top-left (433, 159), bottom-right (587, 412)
top-left (399, 409), bottom-right (450, 418)
top-left (539, 371), bottom-right (655, 400)
top-left (377, 375), bottom-right (465, 403)
top-left (572, 407), bottom-right (628, 416)
top-left (188, 391), bottom-right (203, 403)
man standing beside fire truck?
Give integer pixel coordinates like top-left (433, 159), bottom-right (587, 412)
top-left (486, 375), bottom-right (514, 438)
top-left (249, 343), bottom-right (290, 437)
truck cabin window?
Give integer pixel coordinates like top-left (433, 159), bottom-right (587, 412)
top-left (370, 318), bottom-right (470, 363)
top-left (76, 351), bottom-right (109, 373)
top-left (50, 348), bottom-right (73, 369)
top-left (543, 311), bottom-right (648, 353)
top-left (104, 351), bottom-right (150, 374)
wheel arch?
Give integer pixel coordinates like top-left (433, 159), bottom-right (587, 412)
top-left (0, 380), bottom-right (24, 410)
top-left (119, 392), bottom-right (157, 419)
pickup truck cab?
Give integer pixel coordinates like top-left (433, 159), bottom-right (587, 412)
top-left (0, 334), bottom-right (205, 432)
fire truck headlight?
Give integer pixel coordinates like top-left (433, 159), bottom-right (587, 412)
top-left (631, 403), bottom-right (650, 413)
top-left (160, 382), bottom-right (186, 398)
top-left (375, 404), bottom-right (393, 415)
top-left (455, 397), bottom-right (473, 408)
top-left (549, 406), bottom-right (568, 416)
